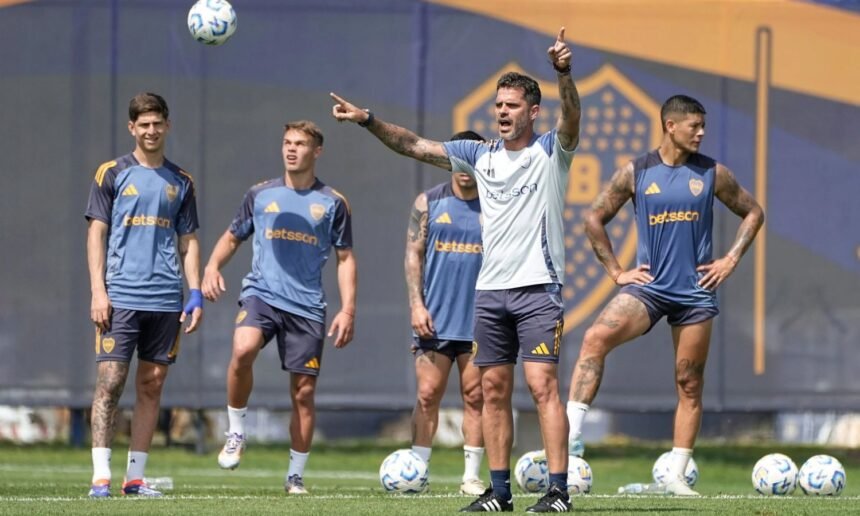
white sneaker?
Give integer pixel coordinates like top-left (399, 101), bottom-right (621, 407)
top-left (285, 474), bottom-right (309, 495)
top-left (217, 432), bottom-right (246, 470)
top-left (663, 476), bottom-right (700, 497)
top-left (460, 477), bottom-right (487, 496)
top-left (568, 439), bottom-right (585, 458)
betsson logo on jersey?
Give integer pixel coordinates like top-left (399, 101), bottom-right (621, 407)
top-left (648, 210), bottom-right (700, 226)
top-left (265, 228), bottom-right (318, 245)
top-left (483, 182), bottom-right (538, 201)
top-left (434, 240), bottom-right (482, 254)
top-left (122, 215), bottom-right (172, 228)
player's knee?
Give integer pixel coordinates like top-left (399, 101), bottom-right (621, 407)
top-left (675, 371), bottom-right (704, 399)
top-left (138, 372), bottom-right (166, 398)
top-left (581, 327), bottom-right (610, 357)
top-left (526, 376), bottom-right (558, 407)
top-left (291, 381), bottom-right (316, 407)
top-left (416, 383), bottom-right (444, 410)
top-left (462, 386), bottom-right (483, 413)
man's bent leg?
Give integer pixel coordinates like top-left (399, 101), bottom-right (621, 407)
top-left (226, 326), bottom-right (266, 409)
top-left (412, 350), bottom-right (454, 451)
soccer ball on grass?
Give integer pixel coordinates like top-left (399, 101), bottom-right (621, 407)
top-left (751, 453), bottom-right (798, 495)
top-left (379, 449), bottom-right (429, 494)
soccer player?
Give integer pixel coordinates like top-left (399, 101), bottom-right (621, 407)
top-left (85, 92), bottom-right (203, 498)
top-left (565, 95), bottom-right (765, 496)
top-left (202, 120), bottom-right (356, 495)
top-left (408, 130), bottom-right (486, 496)
top-left (333, 27), bottom-right (579, 513)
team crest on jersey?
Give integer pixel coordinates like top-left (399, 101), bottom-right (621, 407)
top-left (165, 184), bottom-right (179, 202)
top-left (689, 178), bottom-right (704, 197)
top-left (309, 203), bottom-right (326, 221)
top-left (102, 337), bottom-right (115, 354)
top-left (235, 310), bottom-right (247, 325)
top-left (454, 63), bottom-right (660, 332)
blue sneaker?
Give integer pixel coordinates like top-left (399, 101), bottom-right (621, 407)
top-left (88, 479), bottom-right (111, 498)
top-left (122, 479), bottom-right (163, 497)
top-left (568, 439), bottom-right (585, 458)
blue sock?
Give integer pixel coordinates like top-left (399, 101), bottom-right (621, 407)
top-left (549, 472), bottom-right (568, 491)
top-left (490, 469), bottom-right (512, 499)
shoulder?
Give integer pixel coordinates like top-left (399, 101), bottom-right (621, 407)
top-left (687, 152), bottom-right (718, 172)
top-left (632, 150), bottom-right (662, 173)
top-left (163, 159), bottom-right (196, 186)
top-left (248, 177), bottom-right (283, 195)
top-left (93, 154), bottom-right (133, 186)
top-left (316, 181), bottom-right (352, 214)
top-left (424, 182), bottom-right (451, 203)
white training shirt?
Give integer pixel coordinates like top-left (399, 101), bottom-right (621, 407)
top-left (443, 129), bottom-right (574, 290)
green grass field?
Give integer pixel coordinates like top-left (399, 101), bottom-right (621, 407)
top-left (1, 442), bottom-right (857, 514)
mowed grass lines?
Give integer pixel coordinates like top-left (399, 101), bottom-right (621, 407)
top-left (1, 442), bottom-right (858, 515)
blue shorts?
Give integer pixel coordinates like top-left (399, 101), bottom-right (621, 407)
top-left (95, 309), bottom-right (182, 365)
top-left (472, 284), bottom-right (564, 366)
top-left (620, 285), bottom-right (719, 333)
top-left (236, 296), bottom-right (325, 376)
top-left (411, 338), bottom-right (473, 362)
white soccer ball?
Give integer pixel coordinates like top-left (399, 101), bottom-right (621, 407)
top-left (652, 452), bottom-right (698, 486)
top-left (567, 456), bottom-right (593, 495)
top-left (187, 0), bottom-right (237, 46)
top-left (751, 453), bottom-right (798, 495)
top-left (515, 450), bottom-right (549, 493)
top-left (797, 455), bottom-right (846, 496)
top-left (379, 449), bottom-right (429, 494)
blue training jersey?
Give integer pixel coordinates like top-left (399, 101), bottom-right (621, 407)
top-left (421, 182), bottom-right (482, 341)
top-left (632, 150), bottom-right (717, 307)
top-left (85, 153), bottom-right (199, 311)
top-left (230, 177), bottom-right (352, 323)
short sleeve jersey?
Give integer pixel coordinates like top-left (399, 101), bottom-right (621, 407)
top-left (85, 153), bottom-right (199, 311)
top-left (443, 129), bottom-right (574, 290)
top-left (229, 177), bottom-right (352, 323)
top-left (631, 150), bottom-right (717, 306)
top-left (421, 182), bottom-right (482, 340)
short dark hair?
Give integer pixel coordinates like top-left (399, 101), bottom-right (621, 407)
top-left (284, 120), bottom-right (324, 147)
top-left (660, 95), bottom-right (706, 130)
top-left (129, 92), bottom-right (169, 122)
top-left (450, 130), bottom-right (484, 142)
top-left (496, 72), bottom-right (541, 106)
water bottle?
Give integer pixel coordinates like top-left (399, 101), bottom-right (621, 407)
top-left (144, 476), bottom-right (174, 490)
top-left (617, 482), bottom-right (667, 495)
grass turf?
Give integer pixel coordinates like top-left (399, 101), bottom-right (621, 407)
top-left (0, 442), bottom-right (858, 514)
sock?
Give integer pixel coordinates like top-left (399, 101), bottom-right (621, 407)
top-left (227, 406), bottom-right (247, 435)
top-left (126, 451), bottom-right (148, 482)
top-left (549, 472), bottom-right (568, 491)
top-left (286, 449), bottom-right (309, 479)
top-left (566, 401), bottom-right (589, 445)
top-left (489, 469), bottom-right (512, 500)
top-left (463, 445), bottom-right (484, 481)
top-left (411, 445), bottom-right (432, 465)
top-left (91, 447), bottom-right (112, 483)
top-left (668, 447), bottom-right (693, 481)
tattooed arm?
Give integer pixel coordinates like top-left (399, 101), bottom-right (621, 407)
top-left (584, 161), bottom-right (651, 285)
top-left (548, 27), bottom-right (581, 150)
top-left (698, 163), bottom-right (765, 290)
top-left (405, 193), bottom-right (434, 338)
top-left (331, 93), bottom-right (452, 170)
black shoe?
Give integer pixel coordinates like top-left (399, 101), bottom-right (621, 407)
top-left (460, 487), bottom-right (513, 512)
top-left (525, 485), bottom-right (571, 513)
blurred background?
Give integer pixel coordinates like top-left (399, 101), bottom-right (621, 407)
top-left (0, 0), bottom-right (858, 450)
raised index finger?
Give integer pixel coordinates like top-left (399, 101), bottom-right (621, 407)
top-left (329, 92), bottom-right (347, 105)
top-left (557, 27), bottom-right (565, 42)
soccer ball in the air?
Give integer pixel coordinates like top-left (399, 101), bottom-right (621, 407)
top-left (515, 450), bottom-right (549, 493)
top-left (187, 0), bottom-right (237, 46)
top-left (652, 452), bottom-right (699, 486)
top-left (379, 449), bottom-right (429, 494)
top-left (567, 456), bottom-right (593, 494)
top-left (751, 453), bottom-right (798, 495)
top-left (797, 455), bottom-right (846, 496)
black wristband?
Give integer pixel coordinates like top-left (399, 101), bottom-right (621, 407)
top-left (553, 63), bottom-right (571, 75)
top-left (358, 110), bottom-right (374, 128)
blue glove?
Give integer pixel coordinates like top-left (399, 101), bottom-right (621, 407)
top-left (183, 289), bottom-right (204, 315)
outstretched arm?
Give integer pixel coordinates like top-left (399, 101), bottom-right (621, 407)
top-left (585, 162), bottom-right (651, 285)
top-left (698, 163), bottom-right (765, 289)
top-left (330, 92), bottom-right (452, 170)
top-left (405, 193), bottom-right (434, 338)
top-left (548, 27), bottom-right (581, 151)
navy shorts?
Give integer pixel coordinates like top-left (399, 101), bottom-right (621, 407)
top-left (236, 296), bottom-right (325, 376)
top-left (411, 338), bottom-right (474, 362)
top-left (619, 285), bottom-right (719, 333)
top-left (472, 284), bottom-right (564, 366)
top-left (95, 309), bottom-right (182, 365)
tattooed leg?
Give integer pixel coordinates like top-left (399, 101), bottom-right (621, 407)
top-left (671, 319), bottom-right (713, 449)
top-left (568, 294), bottom-right (650, 404)
top-left (412, 350), bottom-right (453, 446)
top-left (91, 361), bottom-right (130, 448)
